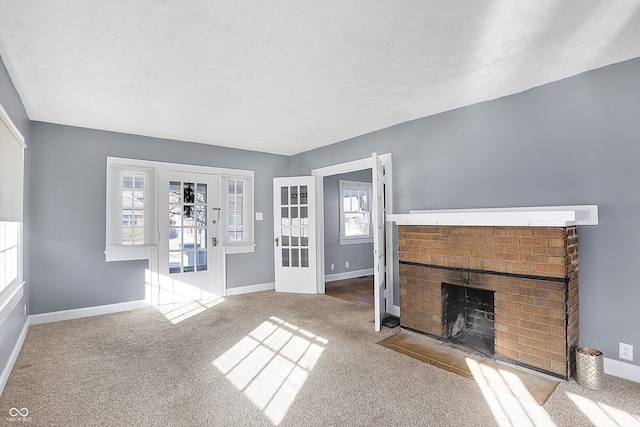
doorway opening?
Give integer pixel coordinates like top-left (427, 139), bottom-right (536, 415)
top-left (322, 168), bottom-right (374, 306)
top-left (311, 153), bottom-right (396, 322)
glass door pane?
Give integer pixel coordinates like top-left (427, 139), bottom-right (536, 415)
top-left (169, 180), bottom-right (209, 274)
top-left (279, 184), bottom-right (310, 269)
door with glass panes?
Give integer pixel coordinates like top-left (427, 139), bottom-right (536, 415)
top-left (158, 171), bottom-right (219, 304)
top-left (273, 176), bottom-right (318, 293)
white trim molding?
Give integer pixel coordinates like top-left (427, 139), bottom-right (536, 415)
top-left (29, 300), bottom-right (149, 325)
top-left (604, 357), bottom-right (640, 384)
top-left (0, 101), bottom-right (26, 146)
top-left (226, 282), bottom-right (275, 296)
top-left (389, 205), bottom-right (599, 227)
top-left (0, 281), bottom-right (25, 328)
top-left (105, 249), bottom-right (155, 263)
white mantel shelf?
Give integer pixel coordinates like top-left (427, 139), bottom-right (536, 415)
top-left (387, 205), bottom-right (599, 227)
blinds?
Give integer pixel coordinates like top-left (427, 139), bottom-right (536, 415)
top-left (0, 104), bottom-right (26, 222)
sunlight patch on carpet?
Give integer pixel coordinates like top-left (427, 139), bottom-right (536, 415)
top-left (156, 297), bottom-right (225, 324)
top-left (466, 358), bottom-right (557, 427)
top-left (146, 269), bottom-right (224, 308)
top-left (213, 316), bottom-right (327, 425)
top-left (566, 392), bottom-right (640, 426)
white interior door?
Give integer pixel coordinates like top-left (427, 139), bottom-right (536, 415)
top-left (158, 171), bottom-right (220, 304)
top-left (273, 176), bottom-right (318, 293)
top-left (372, 153), bottom-right (386, 331)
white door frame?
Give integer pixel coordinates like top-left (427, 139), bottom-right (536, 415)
top-left (311, 153), bottom-right (399, 316)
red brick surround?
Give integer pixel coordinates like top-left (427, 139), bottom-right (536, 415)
top-left (398, 225), bottom-right (578, 379)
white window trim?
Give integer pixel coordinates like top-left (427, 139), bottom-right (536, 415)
top-left (106, 157), bottom-right (255, 262)
top-left (339, 180), bottom-right (373, 246)
top-left (106, 165), bottom-right (158, 261)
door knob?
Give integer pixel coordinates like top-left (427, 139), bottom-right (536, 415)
top-left (211, 237), bottom-right (218, 246)
top-left (275, 237), bottom-right (279, 246)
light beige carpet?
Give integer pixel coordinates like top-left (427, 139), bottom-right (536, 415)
top-left (2, 291), bottom-right (640, 426)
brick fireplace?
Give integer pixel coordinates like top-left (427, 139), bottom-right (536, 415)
top-left (397, 225), bottom-right (579, 379)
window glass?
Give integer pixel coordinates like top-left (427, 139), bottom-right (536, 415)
top-left (225, 177), bottom-right (252, 244)
top-left (121, 172), bottom-right (147, 245)
top-left (168, 179), bottom-right (209, 274)
top-left (0, 222), bottom-right (19, 294)
top-left (339, 180), bottom-right (373, 244)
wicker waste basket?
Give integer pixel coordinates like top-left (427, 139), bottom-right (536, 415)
top-left (576, 347), bottom-right (604, 390)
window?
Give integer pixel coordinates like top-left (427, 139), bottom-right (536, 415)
top-left (339, 180), bottom-right (373, 245)
top-left (226, 178), bottom-right (245, 242)
top-left (0, 102), bottom-right (25, 310)
top-left (106, 160), bottom-right (158, 261)
top-left (222, 175), bottom-right (254, 252)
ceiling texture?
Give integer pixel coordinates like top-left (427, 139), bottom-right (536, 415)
top-left (1, 1), bottom-right (639, 155)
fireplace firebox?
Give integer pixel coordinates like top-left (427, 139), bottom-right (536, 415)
top-left (442, 283), bottom-right (495, 357)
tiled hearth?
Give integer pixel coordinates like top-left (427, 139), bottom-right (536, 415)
top-left (397, 225), bottom-right (579, 379)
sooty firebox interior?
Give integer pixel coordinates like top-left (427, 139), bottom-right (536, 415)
top-left (442, 283), bottom-right (495, 357)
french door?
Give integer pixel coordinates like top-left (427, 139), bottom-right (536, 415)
top-left (372, 153), bottom-right (386, 331)
top-left (273, 176), bottom-right (318, 294)
top-left (158, 171), bottom-right (220, 304)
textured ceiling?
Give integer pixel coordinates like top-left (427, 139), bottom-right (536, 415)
top-left (1, 1), bottom-right (639, 155)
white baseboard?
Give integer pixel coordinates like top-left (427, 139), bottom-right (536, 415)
top-left (29, 300), bottom-right (149, 325)
top-left (0, 316), bottom-right (30, 397)
top-left (226, 282), bottom-right (275, 296)
top-left (325, 268), bottom-right (374, 282)
top-left (604, 357), bottom-right (640, 383)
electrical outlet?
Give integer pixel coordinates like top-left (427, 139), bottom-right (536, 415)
top-left (345, 261), bottom-right (350, 268)
top-left (619, 342), bottom-right (633, 361)
top-left (330, 264), bottom-right (334, 271)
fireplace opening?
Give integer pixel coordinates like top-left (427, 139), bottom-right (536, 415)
top-left (442, 283), bottom-right (495, 357)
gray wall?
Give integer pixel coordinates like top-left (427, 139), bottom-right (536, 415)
top-left (323, 169), bottom-right (373, 276)
top-left (292, 57), bottom-right (640, 368)
top-left (0, 54), bottom-right (30, 379)
top-left (29, 122), bottom-right (290, 314)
